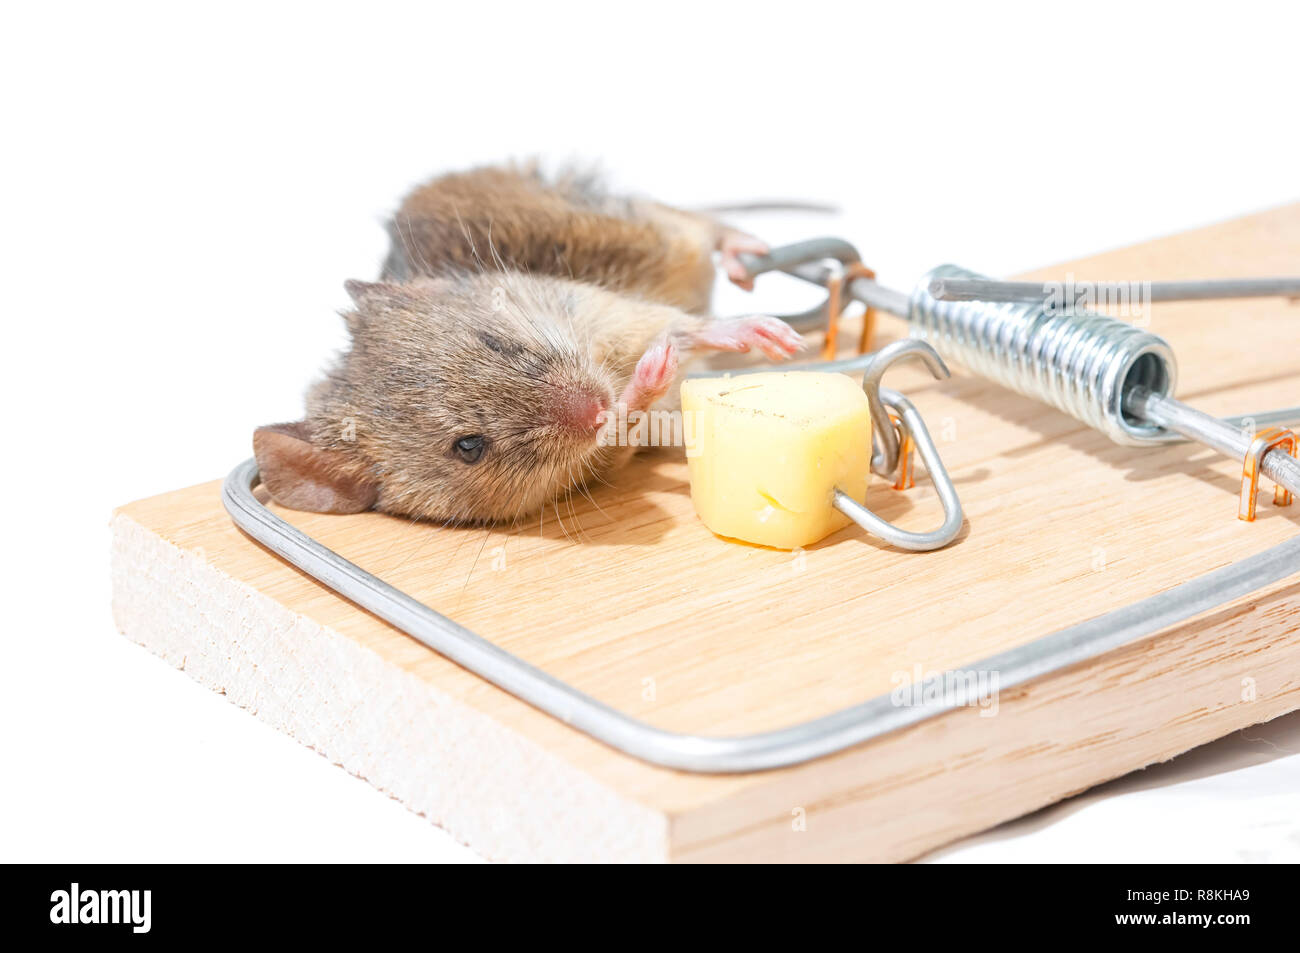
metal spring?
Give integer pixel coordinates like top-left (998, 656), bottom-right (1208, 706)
top-left (909, 265), bottom-right (1179, 446)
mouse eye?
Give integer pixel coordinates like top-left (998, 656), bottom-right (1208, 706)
top-left (452, 434), bottom-right (487, 464)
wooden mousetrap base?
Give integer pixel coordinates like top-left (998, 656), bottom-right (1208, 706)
top-left (111, 205), bottom-right (1300, 863)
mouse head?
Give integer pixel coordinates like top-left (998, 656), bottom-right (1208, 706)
top-left (254, 274), bottom-right (619, 525)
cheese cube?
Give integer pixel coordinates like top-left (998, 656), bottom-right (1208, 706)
top-left (680, 372), bottom-right (872, 549)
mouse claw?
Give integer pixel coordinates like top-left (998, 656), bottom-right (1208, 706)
top-left (694, 315), bottom-right (805, 361)
top-left (718, 231), bottom-right (769, 291)
top-left (621, 336), bottom-right (679, 412)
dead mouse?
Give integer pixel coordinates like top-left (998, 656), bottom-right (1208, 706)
top-left (254, 162), bottom-right (804, 526)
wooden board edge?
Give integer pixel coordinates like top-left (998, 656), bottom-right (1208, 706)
top-left (109, 512), bottom-right (670, 863)
top-left (665, 575), bottom-right (1300, 862)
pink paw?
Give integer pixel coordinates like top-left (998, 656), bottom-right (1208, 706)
top-left (695, 315), bottom-right (804, 361)
top-left (719, 231), bottom-right (769, 291)
top-left (620, 336), bottom-right (679, 411)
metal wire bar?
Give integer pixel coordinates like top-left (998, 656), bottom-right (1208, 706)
top-left (1218, 407), bottom-right (1300, 432)
top-left (222, 458), bottom-right (1300, 773)
top-left (931, 275), bottom-right (1300, 304)
top-left (1126, 387), bottom-right (1300, 496)
top-left (736, 240), bottom-right (912, 319)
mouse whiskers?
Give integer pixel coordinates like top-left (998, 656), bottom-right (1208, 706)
top-left (398, 212), bottom-right (435, 277)
top-left (485, 218), bottom-right (509, 274)
top-left (561, 481), bottom-right (589, 544)
top-left (573, 457), bottom-right (614, 523)
top-left (452, 204), bottom-right (488, 276)
top-left (549, 498), bottom-right (576, 545)
top-left (457, 525), bottom-right (494, 609)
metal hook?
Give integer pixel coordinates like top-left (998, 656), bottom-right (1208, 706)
top-left (860, 338), bottom-right (951, 477)
top-left (832, 386), bottom-right (964, 551)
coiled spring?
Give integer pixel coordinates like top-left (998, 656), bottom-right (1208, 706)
top-left (909, 265), bottom-right (1179, 446)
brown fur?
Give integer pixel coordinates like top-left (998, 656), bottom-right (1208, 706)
top-left (252, 163), bottom-right (797, 526)
top-left (285, 273), bottom-right (708, 525)
top-left (382, 162), bottom-right (720, 314)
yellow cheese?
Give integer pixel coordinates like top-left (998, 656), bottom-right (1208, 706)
top-left (680, 371), bottom-right (872, 549)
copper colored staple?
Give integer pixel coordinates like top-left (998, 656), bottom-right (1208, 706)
top-left (821, 262), bottom-right (878, 360)
top-left (1239, 426), bottom-right (1297, 521)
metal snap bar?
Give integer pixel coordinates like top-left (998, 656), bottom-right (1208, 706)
top-left (731, 237), bottom-right (880, 342)
top-left (221, 456), bottom-right (1300, 773)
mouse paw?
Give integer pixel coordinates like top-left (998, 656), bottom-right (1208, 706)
top-left (695, 315), bottom-right (804, 361)
top-left (718, 230), bottom-right (769, 291)
top-left (621, 336), bottom-right (679, 412)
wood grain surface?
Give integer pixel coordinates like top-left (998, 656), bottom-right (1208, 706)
top-left (113, 204), bottom-right (1300, 861)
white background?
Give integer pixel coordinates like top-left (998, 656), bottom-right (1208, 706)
top-left (3, 1), bottom-right (1298, 863)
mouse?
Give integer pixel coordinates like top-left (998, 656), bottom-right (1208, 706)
top-left (253, 161), bottom-right (805, 526)
top-left (380, 161), bottom-right (778, 296)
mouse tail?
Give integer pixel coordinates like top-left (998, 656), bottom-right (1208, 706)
top-left (689, 200), bottom-right (841, 215)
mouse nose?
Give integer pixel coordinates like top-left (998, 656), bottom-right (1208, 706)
top-left (552, 386), bottom-right (611, 435)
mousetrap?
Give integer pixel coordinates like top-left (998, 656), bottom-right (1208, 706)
top-left (112, 204), bottom-right (1300, 863)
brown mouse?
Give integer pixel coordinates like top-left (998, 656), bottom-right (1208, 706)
top-left (254, 162), bottom-right (803, 526)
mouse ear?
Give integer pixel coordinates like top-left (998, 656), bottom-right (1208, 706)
top-left (252, 422), bottom-right (378, 514)
top-left (344, 279), bottom-right (388, 305)
top-left (345, 277), bottom-right (451, 305)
